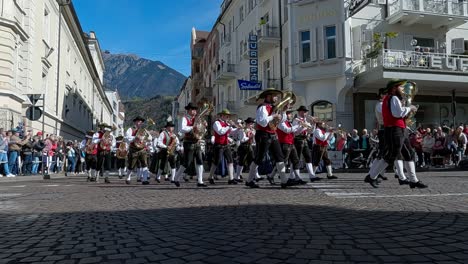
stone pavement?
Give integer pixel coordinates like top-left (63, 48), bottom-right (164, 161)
top-left (0, 171), bottom-right (467, 264)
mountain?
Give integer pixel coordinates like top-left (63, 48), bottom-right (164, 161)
top-left (103, 52), bottom-right (186, 100)
top-left (123, 95), bottom-right (174, 129)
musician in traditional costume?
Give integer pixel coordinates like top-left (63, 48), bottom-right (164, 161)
top-left (365, 80), bottom-right (427, 189)
top-left (93, 123), bottom-right (115, 183)
top-left (368, 88), bottom-right (388, 181)
top-left (234, 117), bottom-right (256, 182)
top-left (246, 88), bottom-right (290, 188)
top-left (275, 109), bottom-right (307, 185)
top-left (156, 122), bottom-right (179, 183)
top-left (207, 109), bottom-right (238, 185)
top-left (174, 102), bottom-right (207, 187)
top-left (125, 116), bottom-right (152, 185)
top-left (80, 130), bottom-right (98, 182)
top-left (115, 135), bottom-right (127, 179)
top-left (312, 122), bottom-right (337, 179)
top-left (293, 105), bottom-right (321, 182)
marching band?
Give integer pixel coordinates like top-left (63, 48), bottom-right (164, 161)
top-left (80, 81), bottom-right (427, 190)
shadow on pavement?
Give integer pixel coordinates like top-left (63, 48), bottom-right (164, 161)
top-left (0, 204), bottom-right (467, 263)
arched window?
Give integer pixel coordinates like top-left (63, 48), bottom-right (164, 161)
top-left (311, 101), bottom-right (333, 121)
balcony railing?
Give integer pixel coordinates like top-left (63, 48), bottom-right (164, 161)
top-left (357, 48), bottom-right (468, 74)
top-left (388, 0), bottom-right (468, 17)
top-left (258, 25), bottom-right (280, 39)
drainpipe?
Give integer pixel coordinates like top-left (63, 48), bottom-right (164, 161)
top-left (54, 4), bottom-right (63, 135)
top-left (278, 0), bottom-right (284, 90)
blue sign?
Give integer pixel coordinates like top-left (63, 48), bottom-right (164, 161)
top-left (248, 34), bottom-right (258, 83)
top-left (238, 80), bottom-right (262, 91)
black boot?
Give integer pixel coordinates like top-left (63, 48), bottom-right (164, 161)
top-left (309, 177), bottom-right (322, 182)
top-left (398, 179), bottom-right (410, 185)
top-left (410, 181), bottom-right (428, 189)
top-left (246, 181), bottom-right (260, 188)
top-left (142, 181), bottom-right (150, 185)
top-left (104, 177), bottom-right (110, 184)
top-left (209, 178), bottom-right (215, 185)
top-left (267, 176), bottom-right (276, 185)
top-left (228, 179), bottom-right (238, 185)
top-left (327, 175), bottom-right (338, 179)
top-left (394, 174), bottom-right (399, 179)
top-left (173, 181), bottom-right (180, 187)
top-left (364, 175), bottom-right (379, 188)
top-left (378, 174), bottom-right (388, 180)
top-left (281, 179), bottom-right (295, 189)
top-left (197, 183), bottom-right (208, 187)
top-left (125, 180), bottom-right (131, 185)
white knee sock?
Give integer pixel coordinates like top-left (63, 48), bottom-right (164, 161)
top-left (247, 162), bottom-right (257, 182)
top-left (142, 167), bottom-right (149, 182)
top-left (228, 163), bottom-right (234, 181)
top-left (404, 161), bottom-right (418, 183)
top-left (196, 165), bottom-right (204, 184)
top-left (326, 165), bottom-right (333, 176)
top-left (394, 160), bottom-right (407, 180)
top-left (174, 165), bottom-right (185, 182)
top-left (170, 168), bottom-right (176, 182)
top-left (276, 162), bottom-right (288, 184)
top-left (306, 163), bottom-right (315, 178)
top-left (294, 169), bottom-right (301, 180)
top-left (126, 170), bottom-right (133, 181)
top-left (236, 165), bottom-right (243, 179)
top-left (289, 169), bottom-right (295, 180)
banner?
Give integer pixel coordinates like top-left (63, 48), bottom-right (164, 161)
top-left (328, 151), bottom-right (343, 170)
top-left (238, 80), bottom-right (262, 91)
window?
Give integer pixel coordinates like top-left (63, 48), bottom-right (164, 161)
top-left (325, 26), bottom-right (337, 59)
top-left (300, 31), bottom-right (311, 63)
top-left (248, 0), bottom-right (254, 12)
top-left (239, 6), bottom-right (244, 23)
top-left (414, 37), bottom-right (435, 48)
top-left (312, 101), bottom-right (333, 121)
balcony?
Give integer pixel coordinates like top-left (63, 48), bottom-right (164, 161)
top-left (354, 48), bottom-right (468, 92)
top-left (215, 64), bottom-right (237, 83)
top-left (387, 0), bottom-right (468, 29)
top-left (257, 25), bottom-right (280, 53)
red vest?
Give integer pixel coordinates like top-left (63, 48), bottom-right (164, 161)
top-left (184, 115), bottom-right (196, 140)
top-left (277, 121), bottom-right (294, 145)
top-left (382, 95), bottom-right (406, 129)
top-left (314, 128), bottom-right (329, 147)
top-left (97, 131), bottom-right (111, 151)
top-left (214, 120), bottom-right (230, 145)
top-left (255, 103), bottom-right (275, 134)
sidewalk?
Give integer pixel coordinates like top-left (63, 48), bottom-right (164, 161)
top-left (0, 173), bottom-right (67, 182)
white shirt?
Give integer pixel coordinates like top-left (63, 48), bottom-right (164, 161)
top-left (256, 104), bottom-right (286, 128)
top-left (292, 116), bottom-right (311, 136)
top-left (125, 127), bottom-right (152, 143)
top-left (157, 131), bottom-right (179, 149)
top-left (180, 115), bottom-right (194, 134)
top-left (313, 128), bottom-right (331, 143)
top-left (375, 101), bottom-right (383, 125)
top-left (278, 120), bottom-right (300, 134)
top-left (213, 119), bottom-right (233, 136)
top-left (390, 96), bottom-right (411, 118)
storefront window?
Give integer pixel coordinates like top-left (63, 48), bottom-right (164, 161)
top-left (312, 101), bottom-right (333, 121)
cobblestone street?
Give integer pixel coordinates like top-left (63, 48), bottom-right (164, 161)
top-left (1, 171), bottom-right (468, 264)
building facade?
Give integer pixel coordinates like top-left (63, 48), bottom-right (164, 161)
top-left (195, 0), bottom-right (468, 131)
top-left (0, 0), bottom-right (112, 139)
top-left (105, 89), bottom-right (125, 137)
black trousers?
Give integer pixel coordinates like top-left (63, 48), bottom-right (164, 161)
top-left (212, 144), bottom-right (233, 166)
top-left (254, 131), bottom-right (284, 165)
top-left (377, 129), bottom-right (385, 158)
top-left (128, 148), bottom-right (148, 170)
top-left (85, 154), bottom-right (97, 170)
top-left (116, 158), bottom-right (126, 169)
top-left (237, 143), bottom-right (254, 167)
top-left (383, 127), bottom-right (414, 165)
top-left (294, 138), bottom-right (312, 163)
top-left (183, 141), bottom-right (203, 168)
top-left (149, 152), bottom-right (159, 173)
top-left (97, 151), bottom-right (112, 171)
top-left (159, 149), bottom-right (176, 170)
top-left (281, 143), bottom-right (299, 169)
top-left (312, 145), bottom-right (331, 167)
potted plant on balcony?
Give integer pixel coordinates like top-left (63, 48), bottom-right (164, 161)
top-left (365, 32), bottom-right (398, 59)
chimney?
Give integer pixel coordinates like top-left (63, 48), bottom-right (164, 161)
top-left (89, 31), bottom-right (96, 39)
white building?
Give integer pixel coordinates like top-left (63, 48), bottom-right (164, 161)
top-left (214, 0), bottom-right (291, 119)
top-left (289, 0), bottom-right (468, 130)
top-left (0, 0), bottom-right (112, 139)
top-left (174, 77), bottom-right (192, 131)
top-left (105, 89), bottom-right (125, 136)
top-left (203, 0), bottom-right (468, 130)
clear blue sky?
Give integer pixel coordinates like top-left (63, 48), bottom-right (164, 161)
top-left (74, 0), bottom-right (223, 76)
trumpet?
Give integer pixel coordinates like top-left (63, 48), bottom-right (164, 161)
top-left (294, 118), bottom-right (314, 130)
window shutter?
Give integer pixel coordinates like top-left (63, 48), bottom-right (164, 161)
top-left (352, 26), bottom-right (362, 60)
top-left (311, 29), bottom-right (317, 62)
top-left (452, 38), bottom-right (465, 54)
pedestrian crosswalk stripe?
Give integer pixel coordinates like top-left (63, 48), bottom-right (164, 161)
top-left (325, 192), bottom-right (375, 196)
top-left (334, 193), bottom-right (468, 199)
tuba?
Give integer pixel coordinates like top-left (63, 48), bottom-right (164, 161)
top-left (116, 141), bottom-right (128, 159)
top-left (133, 118), bottom-right (155, 149)
top-left (401, 81), bottom-right (418, 130)
top-left (167, 133), bottom-right (178, 156)
top-left (192, 102), bottom-right (213, 140)
top-left (268, 91), bottom-right (296, 130)
top-left (85, 138), bottom-right (96, 154)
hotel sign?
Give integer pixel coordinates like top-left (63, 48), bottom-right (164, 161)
top-left (249, 35), bottom-right (259, 82)
top-left (429, 56), bottom-right (468, 72)
top-left (348, 0), bottom-right (371, 17)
